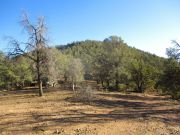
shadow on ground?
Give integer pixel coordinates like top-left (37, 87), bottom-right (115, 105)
top-left (0, 88), bottom-right (179, 134)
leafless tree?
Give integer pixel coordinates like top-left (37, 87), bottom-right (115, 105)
top-left (167, 40), bottom-right (180, 62)
top-left (8, 13), bottom-right (48, 96)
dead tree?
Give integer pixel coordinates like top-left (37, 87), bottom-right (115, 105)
top-left (8, 13), bottom-right (48, 96)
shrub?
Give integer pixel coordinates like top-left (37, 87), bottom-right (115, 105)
top-left (171, 91), bottom-right (180, 100)
top-left (128, 82), bottom-right (136, 91)
top-left (118, 84), bottom-right (127, 91)
top-left (73, 85), bottom-right (95, 103)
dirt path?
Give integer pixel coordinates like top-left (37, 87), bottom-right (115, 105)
top-left (0, 88), bottom-right (179, 135)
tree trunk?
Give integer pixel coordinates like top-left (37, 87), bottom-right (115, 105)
top-left (64, 75), bottom-right (67, 82)
top-left (39, 81), bottom-right (43, 96)
top-left (137, 82), bottom-right (143, 93)
top-left (115, 80), bottom-right (119, 89)
top-left (115, 72), bottom-right (119, 89)
top-left (52, 82), bottom-right (55, 87)
top-left (72, 77), bottom-right (75, 91)
top-left (106, 80), bottom-right (110, 88)
top-left (22, 81), bottom-right (25, 88)
top-left (101, 79), bottom-right (104, 87)
top-left (72, 83), bottom-right (75, 91)
top-left (96, 79), bottom-right (100, 84)
top-left (37, 56), bottom-right (43, 96)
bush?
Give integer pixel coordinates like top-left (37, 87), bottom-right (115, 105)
top-left (73, 85), bottom-right (95, 103)
top-left (171, 91), bottom-right (180, 100)
top-left (118, 84), bottom-right (127, 91)
top-left (127, 82), bottom-right (136, 91)
top-left (144, 87), bottom-right (157, 94)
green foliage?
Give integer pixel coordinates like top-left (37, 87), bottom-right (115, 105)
top-left (59, 40), bottom-right (103, 77)
top-left (129, 58), bottom-right (158, 92)
top-left (1, 35), bottom-right (169, 97)
top-left (128, 82), bottom-right (137, 91)
top-left (161, 41), bottom-right (180, 99)
top-left (65, 58), bottom-right (84, 83)
top-left (56, 36), bottom-right (165, 93)
top-left (160, 59), bottom-right (180, 99)
top-left (46, 48), bottom-right (71, 84)
top-left (0, 53), bottom-right (18, 89)
top-left (13, 56), bottom-right (33, 86)
top-left (0, 52), bottom-right (33, 89)
top-left (118, 84), bottom-right (127, 91)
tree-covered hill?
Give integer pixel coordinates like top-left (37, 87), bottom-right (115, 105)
top-left (56, 36), bottom-right (168, 93)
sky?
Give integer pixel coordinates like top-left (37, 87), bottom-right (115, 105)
top-left (0, 0), bottom-right (180, 57)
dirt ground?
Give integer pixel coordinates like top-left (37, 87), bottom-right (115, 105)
top-left (0, 85), bottom-right (180, 135)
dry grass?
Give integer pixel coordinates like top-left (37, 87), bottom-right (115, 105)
top-left (0, 85), bottom-right (180, 135)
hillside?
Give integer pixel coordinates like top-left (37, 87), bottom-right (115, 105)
top-left (56, 38), bottom-right (166, 74)
top-left (55, 37), bottom-right (169, 95)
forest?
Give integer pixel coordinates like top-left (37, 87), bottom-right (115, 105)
top-left (0, 15), bottom-right (179, 99)
top-left (0, 14), bottom-right (180, 135)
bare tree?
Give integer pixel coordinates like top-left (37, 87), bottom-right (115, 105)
top-left (166, 40), bottom-right (180, 62)
top-left (46, 48), bottom-right (63, 87)
top-left (8, 13), bottom-right (48, 96)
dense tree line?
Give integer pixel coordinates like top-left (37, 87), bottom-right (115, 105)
top-left (1, 34), bottom-right (179, 99)
top-left (0, 48), bottom-right (84, 93)
top-left (56, 36), bottom-right (179, 99)
top-left (0, 15), bottom-right (179, 99)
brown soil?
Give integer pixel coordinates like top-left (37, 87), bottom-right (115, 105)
top-left (0, 86), bottom-right (180, 135)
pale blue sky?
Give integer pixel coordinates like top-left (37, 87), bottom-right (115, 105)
top-left (0, 0), bottom-right (180, 57)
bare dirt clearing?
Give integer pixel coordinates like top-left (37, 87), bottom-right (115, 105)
top-left (0, 87), bottom-right (180, 135)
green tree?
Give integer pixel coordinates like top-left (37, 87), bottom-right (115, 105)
top-left (160, 59), bottom-right (180, 99)
top-left (0, 52), bottom-right (8, 88)
top-left (46, 48), bottom-right (70, 86)
top-left (13, 56), bottom-right (33, 88)
top-left (0, 53), bottom-right (18, 89)
top-left (130, 59), bottom-right (156, 92)
top-left (65, 58), bottom-right (84, 91)
top-left (162, 40), bottom-right (180, 99)
top-left (57, 36), bottom-right (166, 92)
